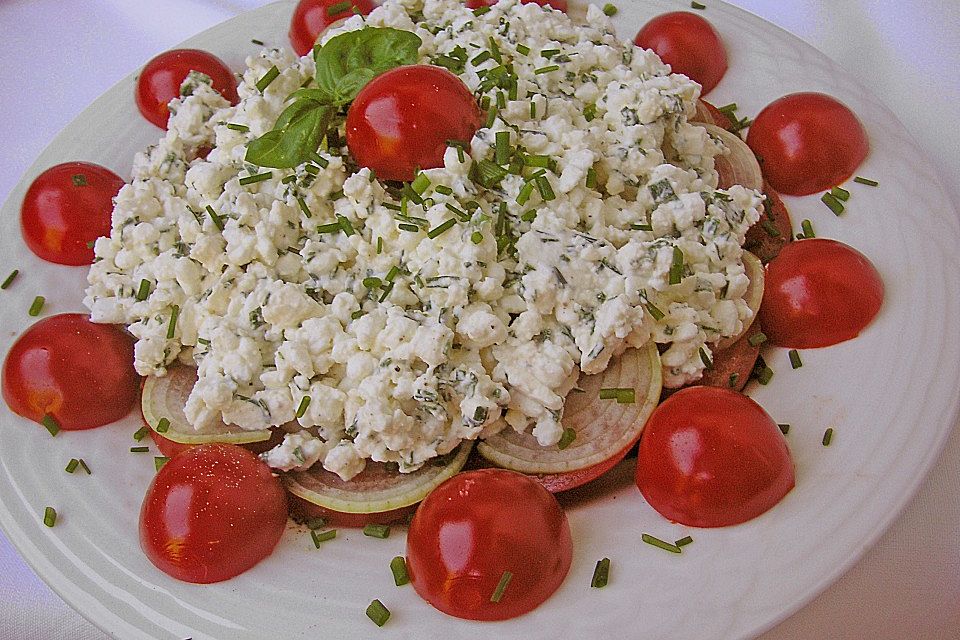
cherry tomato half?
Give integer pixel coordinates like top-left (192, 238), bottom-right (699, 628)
top-left (2, 314), bottom-right (139, 431)
top-left (746, 92), bottom-right (869, 196)
top-left (345, 65), bottom-right (484, 182)
top-left (288, 0), bottom-right (375, 57)
top-left (140, 444), bottom-right (288, 583)
top-left (406, 469), bottom-right (572, 620)
top-left (758, 238), bottom-right (883, 348)
top-left (634, 12), bottom-right (728, 95)
top-left (136, 49), bottom-right (239, 129)
top-left (466, 0), bottom-right (568, 11)
top-left (20, 162), bottom-right (124, 265)
top-left (636, 386), bottom-right (794, 527)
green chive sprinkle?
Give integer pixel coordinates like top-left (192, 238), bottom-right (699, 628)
top-left (226, 123), bottom-right (250, 132)
top-left (308, 151), bottom-right (329, 168)
top-left (496, 91), bottom-right (506, 110)
top-left (156, 417), bottom-right (170, 433)
top-left (376, 237), bottom-right (383, 254)
top-left (520, 210), bottom-right (537, 223)
top-left (65, 459), bottom-right (80, 474)
top-left (536, 176), bottom-right (555, 201)
top-left (297, 196), bottom-right (312, 218)
top-left (366, 599), bottom-right (391, 627)
top-left (471, 231), bottom-right (483, 244)
top-left (789, 349), bottom-right (803, 369)
top-left (642, 533), bottom-right (682, 553)
top-left (42, 414), bottom-right (60, 437)
top-left (390, 556), bottom-right (409, 586)
top-left (378, 283), bottom-right (394, 303)
top-left (205, 205), bottom-right (225, 231)
top-left (557, 428), bottom-right (576, 450)
top-left (699, 346), bottom-right (713, 370)
top-left (854, 176), bottom-right (878, 186)
top-left (72, 173), bottom-right (88, 187)
top-left (691, 0), bottom-right (706, 9)
top-left (516, 180), bottom-right (536, 206)
top-left (675, 535), bottom-right (694, 547)
top-left (645, 301), bottom-right (664, 321)
top-left (821, 192), bottom-right (844, 215)
top-left (591, 557), bottom-right (611, 587)
top-left (304, 163), bottom-right (319, 176)
top-left (133, 426), bottom-right (150, 441)
top-left (427, 218), bottom-right (457, 239)
top-left (728, 372), bottom-right (739, 388)
top-left (255, 65), bottom-right (280, 93)
top-left (296, 396), bottom-right (311, 419)
top-left (599, 387), bottom-right (634, 404)
top-left (761, 219), bottom-right (781, 238)
top-left (130, 446), bottom-right (149, 453)
top-left (748, 332), bottom-right (767, 347)
top-left (434, 185), bottom-right (453, 196)
top-left (411, 173), bottom-right (431, 195)
top-left (363, 523), bottom-right (391, 539)
top-left (755, 365), bottom-right (774, 385)
top-left (281, 174), bottom-right (297, 184)
top-left (362, 276), bottom-right (382, 290)
top-left (490, 571), bottom-right (513, 603)
top-left (251, 38), bottom-right (264, 46)
top-left (28, 296), bottom-right (45, 317)
top-left (583, 103), bottom-right (597, 122)
top-left (327, 0), bottom-right (351, 15)
top-left (351, 310), bottom-right (363, 320)
top-left (800, 219), bottom-right (815, 238)
top-left (166, 305), bottom-right (179, 339)
top-left (669, 246), bottom-right (684, 285)
top-left (445, 203), bottom-right (470, 221)
top-left (385, 266), bottom-right (400, 282)
top-left (495, 131), bottom-right (511, 165)
top-left (830, 186), bottom-right (850, 201)
top-left (311, 529), bottom-right (337, 547)
top-left (586, 167), bottom-right (597, 189)
top-left (534, 65), bottom-right (560, 75)
top-left (530, 100), bottom-right (537, 118)
top-left (240, 172), bottom-right (273, 186)
top-left (154, 456), bottom-right (170, 472)
top-left (602, 3), bottom-right (618, 16)
top-left (43, 507), bottom-right (57, 528)
top-left (317, 221), bottom-right (342, 234)
top-left (337, 215), bottom-right (356, 236)
top-left (1, 270), bottom-right (19, 289)
top-left (779, 423), bottom-right (790, 435)
top-left (135, 279), bottom-right (151, 301)
top-left (822, 428), bottom-right (834, 446)
top-left (306, 517), bottom-right (327, 530)
top-left (398, 222), bottom-right (419, 233)
top-left (632, 222), bottom-right (653, 231)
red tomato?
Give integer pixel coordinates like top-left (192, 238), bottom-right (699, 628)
top-left (744, 184), bottom-right (793, 264)
top-left (636, 386), bottom-right (794, 527)
top-left (758, 238), bottom-right (883, 348)
top-left (746, 93), bottom-right (869, 196)
top-left (696, 331), bottom-right (761, 392)
top-left (139, 444), bottom-right (288, 583)
top-left (288, 0), bottom-right (375, 56)
top-left (287, 492), bottom-right (415, 528)
top-left (345, 65), bottom-right (484, 182)
top-left (634, 12), bottom-right (728, 95)
top-left (406, 469), bottom-right (572, 620)
top-left (2, 314), bottom-right (139, 430)
top-left (20, 162), bottom-right (124, 265)
top-left (466, 0), bottom-right (568, 11)
top-left (136, 49), bottom-right (239, 129)
top-left (532, 444), bottom-right (630, 493)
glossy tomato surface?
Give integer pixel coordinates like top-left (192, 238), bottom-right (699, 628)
top-left (2, 314), bottom-right (139, 430)
top-left (466, 0), bottom-right (568, 10)
top-left (406, 469), bottom-right (572, 620)
top-left (634, 12), bottom-right (728, 95)
top-left (345, 64), bottom-right (484, 182)
top-left (139, 444), bottom-right (288, 583)
top-left (136, 49), bottom-right (238, 129)
top-left (758, 238), bottom-right (883, 348)
top-left (288, 0), bottom-right (375, 56)
top-left (636, 386), bottom-right (794, 527)
top-left (746, 92), bottom-right (869, 196)
top-left (21, 162), bottom-right (124, 265)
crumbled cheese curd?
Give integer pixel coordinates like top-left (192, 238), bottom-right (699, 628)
top-left (85, 0), bottom-right (762, 480)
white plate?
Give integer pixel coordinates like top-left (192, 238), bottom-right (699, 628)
top-left (0, 1), bottom-right (957, 639)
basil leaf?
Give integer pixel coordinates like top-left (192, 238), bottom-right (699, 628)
top-left (245, 100), bottom-right (334, 169)
top-left (314, 27), bottom-right (422, 106)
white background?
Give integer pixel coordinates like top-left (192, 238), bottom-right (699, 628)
top-left (0, 1), bottom-right (956, 638)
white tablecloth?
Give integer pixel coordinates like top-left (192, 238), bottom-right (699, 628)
top-left (0, 1), bottom-right (957, 638)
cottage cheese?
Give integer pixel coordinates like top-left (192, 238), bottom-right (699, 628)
top-left (85, 0), bottom-right (762, 480)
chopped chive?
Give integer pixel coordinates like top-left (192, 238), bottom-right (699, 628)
top-left (822, 428), bottom-right (834, 446)
top-left (376, 237), bottom-right (383, 254)
top-left (1, 269), bottom-right (19, 289)
top-left (297, 196), bottom-right (312, 218)
top-left (602, 3), bottom-right (618, 16)
top-left (632, 222), bottom-right (653, 231)
top-left (307, 151), bottom-right (329, 168)
top-left (485, 104), bottom-right (498, 129)
top-left (800, 219), bottom-right (815, 238)
top-left (445, 203), bottom-right (470, 221)
top-left (830, 186), bottom-right (850, 201)
top-left (520, 210), bottom-right (537, 223)
top-left (296, 395), bottom-right (312, 419)
top-left (411, 172), bottom-right (431, 195)
top-left (239, 171), bottom-right (273, 186)
top-left (156, 417), bottom-right (170, 434)
top-left (675, 535), bottom-right (694, 547)
top-left (586, 167), bottom-right (597, 189)
top-left (251, 38), bottom-right (264, 45)
top-left (327, 0), bottom-right (351, 14)
top-left (65, 459), bottom-right (80, 474)
top-left (311, 529), bottom-right (337, 547)
top-left (495, 131), bottom-right (511, 165)
top-left (43, 507), bottom-right (57, 528)
top-left (28, 295), bottom-right (45, 316)
top-left (317, 221), bottom-right (342, 234)
top-left (535, 176), bottom-right (555, 201)
top-left (788, 349), bottom-right (803, 369)
top-left (516, 43), bottom-right (531, 55)
top-left (427, 218), bottom-right (457, 239)
top-left (599, 387), bottom-right (632, 400)
top-left (350, 310), bottom-right (364, 320)
top-left (475, 159), bottom-right (508, 188)
top-left (303, 163), bottom-right (319, 176)
top-left (166, 305), bottom-right (179, 339)
top-left (385, 265), bottom-right (400, 282)
top-left (778, 423), bottom-right (790, 435)
top-left (642, 533), bottom-right (682, 553)
top-left (490, 571), bottom-right (513, 603)
top-left (854, 176), bottom-right (878, 186)
top-left (363, 523), bottom-right (391, 539)
top-left (516, 180), bottom-right (536, 206)
top-left (133, 426), bottom-right (150, 442)
top-left (42, 414), bottom-right (60, 437)
top-left (205, 205), bottom-right (225, 231)
top-left (645, 301), bottom-right (664, 321)
top-left (398, 222), bottom-right (420, 232)
top-left (306, 517), bottom-right (327, 530)
top-left (154, 456), bottom-right (170, 472)
top-left (226, 123), bottom-right (250, 132)
top-left (75, 459), bottom-right (90, 475)
top-left (761, 219), bottom-right (781, 238)
top-left (691, 0), bottom-right (706, 9)
top-left (669, 246), bottom-right (683, 285)
top-left (523, 154), bottom-right (552, 169)
top-left (748, 332), bottom-right (767, 347)
top-left (362, 276), bottom-right (382, 290)
top-left (390, 556), bottom-right (409, 586)
top-left (255, 65), bottom-right (280, 92)
top-left (699, 346), bottom-right (713, 370)
top-left (135, 279), bottom-right (151, 301)
top-left (471, 50), bottom-right (492, 66)
top-left (728, 372), bottom-right (739, 388)
top-left (130, 446), bottom-right (149, 453)
top-left (434, 185), bottom-right (453, 196)
top-left (495, 90), bottom-right (506, 109)
top-left (471, 231), bottom-right (483, 244)
top-left (591, 557), bottom-right (611, 587)
top-left (72, 174), bottom-right (88, 187)
top-left (821, 192), bottom-right (844, 215)
top-left (530, 100), bottom-right (537, 118)
top-left (337, 215), bottom-right (356, 236)
top-left (557, 428), bottom-right (576, 450)
top-left (534, 64), bottom-right (560, 75)
top-left (378, 282), bottom-right (394, 303)
top-left (755, 365), bottom-right (774, 385)
top-left (540, 48), bottom-right (560, 59)
top-left (366, 599), bottom-right (391, 627)
top-left (583, 103), bottom-right (597, 122)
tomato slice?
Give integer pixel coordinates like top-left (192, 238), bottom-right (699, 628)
top-left (287, 491), bottom-right (414, 528)
top-left (288, 0), bottom-right (375, 56)
top-left (148, 427), bottom-right (285, 459)
top-left (530, 444), bottom-right (630, 493)
top-left (698, 331), bottom-right (761, 392)
top-left (744, 184), bottom-right (793, 264)
top-left (634, 12), bottom-right (728, 95)
top-left (636, 386), bottom-right (794, 527)
top-left (136, 49), bottom-right (239, 129)
top-left (406, 469), bottom-right (572, 620)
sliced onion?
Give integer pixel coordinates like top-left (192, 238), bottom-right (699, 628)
top-left (140, 365), bottom-right (272, 445)
top-left (716, 250), bottom-right (764, 350)
top-left (477, 343), bottom-right (662, 474)
top-left (284, 442), bottom-right (473, 514)
top-left (702, 123), bottom-right (763, 191)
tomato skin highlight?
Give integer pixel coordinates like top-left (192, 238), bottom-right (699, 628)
top-left (636, 386), bottom-right (794, 528)
top-left (634, 12), bottom-right (728, 95)
top-left (406, 468), bottom-right (572, 620)
top-left (345, 65), bottom-right (484, 182)
top-left (758, 238), bottom-right (883, 348)
top-left (2, 314), bottom-right (140, 430)
top-left (746, 92), bottom-right (869, 196)
top-left (20, 162), bottom-right (124, 266)
top-left (466, 0), bottom-right (568, 11)
top-left (139, 444), bottom-right (288, 584)
top-left (288, 0), bottom-right (375, 56)
top-left (136, 49), bottom-right (238, 129)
